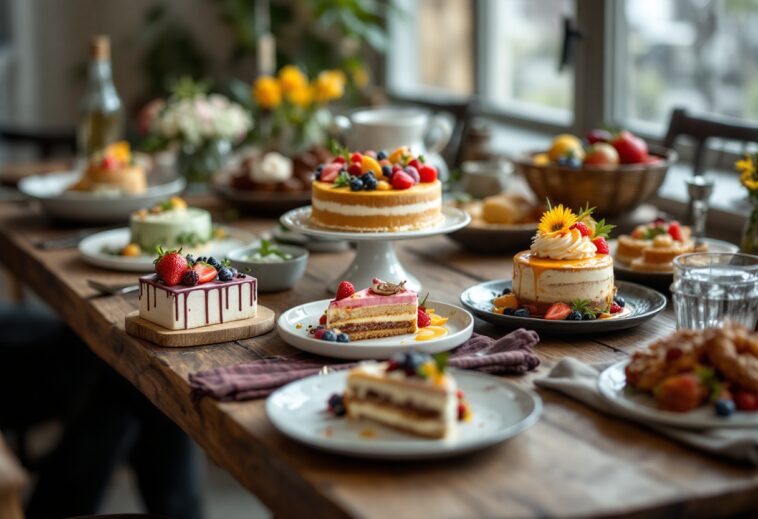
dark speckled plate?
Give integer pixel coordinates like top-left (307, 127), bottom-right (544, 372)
top-left (460, 280), bottom-right (666, 334)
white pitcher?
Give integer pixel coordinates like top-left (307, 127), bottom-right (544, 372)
top-left (334, 107), bottom-right (453, 180)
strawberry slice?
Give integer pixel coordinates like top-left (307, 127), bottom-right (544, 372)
top-left (320, 162), bottom-right (343, 183)
top-left (192, 262), bottom-right (217, 284)
top-left (544, 303), bottom-right (572, 320)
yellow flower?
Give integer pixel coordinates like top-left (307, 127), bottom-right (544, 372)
top-left (743, 170), bottom-right (758, 191)
top-left (286, 85), bottom-right (312, 108)
top-left (252, 76), bottom-right (282, 109)
top-left (537, 204), bottom-right (577, 235)
top-left (312, 70), bottom-right (346, 103)
top-left (278, 65), bottom-right (308, 94)
top-left (736, 155), bottom-right (755, 175)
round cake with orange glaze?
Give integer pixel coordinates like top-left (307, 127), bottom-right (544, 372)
top-left (310, 146), bottom-right (442, 232)
top-left (512, 204), bottom-right (615, 316)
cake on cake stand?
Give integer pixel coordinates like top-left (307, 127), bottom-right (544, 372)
top-left (280, 206), bottom-right (470, 293)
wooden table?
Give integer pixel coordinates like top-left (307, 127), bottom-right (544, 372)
top-left (1, 196), bottom-right (757, 519)
top-left (0, 434), bottom-right (27, 519)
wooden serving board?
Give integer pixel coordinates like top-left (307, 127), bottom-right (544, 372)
top-left (124, 305), bottom-right (276, 347)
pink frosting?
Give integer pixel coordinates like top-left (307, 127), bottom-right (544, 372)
top-left (328, 287), bottom-right (417, 309)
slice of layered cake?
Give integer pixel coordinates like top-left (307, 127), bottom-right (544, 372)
top-left (326, 279), bottom-right (417, 341)
top-left (338, 352), bottom-right (469, 439)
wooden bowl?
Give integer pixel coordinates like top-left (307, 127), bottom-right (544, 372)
top-left (513, 145), bottom-right (677, 216)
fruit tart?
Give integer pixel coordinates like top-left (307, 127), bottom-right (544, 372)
top-left (68, 141), bottom-right (146, 195)
top-left (615, 218), bottom-right (707, 272)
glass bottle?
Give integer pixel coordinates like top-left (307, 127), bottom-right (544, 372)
top-left (77, 35), bottom-right (124, 157)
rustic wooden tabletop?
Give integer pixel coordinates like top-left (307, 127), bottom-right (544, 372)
top-left (1, 195), bottom-right (756, 519)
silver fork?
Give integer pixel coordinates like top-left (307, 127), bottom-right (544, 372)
top-left (87, 279), bottom-right (139, 296)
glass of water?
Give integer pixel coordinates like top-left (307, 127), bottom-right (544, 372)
top-left (671, 253), bottom-right (758, 330)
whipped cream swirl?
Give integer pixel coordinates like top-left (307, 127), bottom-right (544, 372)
top-left (531, 228), bottom-right (597, 260)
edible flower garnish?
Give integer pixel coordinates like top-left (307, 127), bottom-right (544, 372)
top-left (537, 203), bottom-right (577, 235)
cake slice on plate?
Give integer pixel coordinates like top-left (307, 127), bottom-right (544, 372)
top-left (334, 352), bottom-right (469, 439)
top-left (326, 279), bottom-right (417, 341)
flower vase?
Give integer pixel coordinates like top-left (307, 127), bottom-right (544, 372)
top-left (741, 202), bottom-right (758, 254)
top-left (177, 139), bottom-right (232, 189)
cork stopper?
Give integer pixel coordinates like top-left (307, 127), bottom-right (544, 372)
top-left (91, 35), bottom-right (110, 61)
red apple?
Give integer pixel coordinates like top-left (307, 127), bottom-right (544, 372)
top-left (611, 130), bottom-right (649, 164)
top-left (586, 129), bottom-right (612, 145)
top-left (583, 143), bottom-right (620, 166)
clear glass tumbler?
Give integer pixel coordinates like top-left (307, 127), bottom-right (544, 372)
top-left (670, 252), bottom-right (758, 330)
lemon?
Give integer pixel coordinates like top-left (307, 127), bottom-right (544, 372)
top-left (548, 134), bottom-right (584, 162)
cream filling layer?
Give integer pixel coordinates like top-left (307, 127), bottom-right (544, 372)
top-left (347, 401), bottom-right (454, 435)
top-left (312, 198), bottom-right (440, 216)
top-left (328, 313), bottom-right (417, 326)
top-left (347, 378), bottom-right (455, 412)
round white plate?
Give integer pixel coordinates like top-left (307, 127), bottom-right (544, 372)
top-left (266, 368), bottom-right (542, 460)
top-left (19, 171), bottom-right (186, 223)
top-left (599, 360), bottom-right (758, 429)
top-left (78, 227), bottom-right (256, 272)
top-left (277, 299), bottom-right (474, 360)
top-left (280, 205), bottom-right (471, 241)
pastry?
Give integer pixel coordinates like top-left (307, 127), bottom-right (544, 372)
top-left (129, 197), bottom-right (213, 253)
top-left (310, 146), bottom-right (442, 232)
top-left (614, 218), bottom-right (706, 272)
top-left (337, 352), bottom-right (470, 438)
top-left (138, 250), bottom-right (256, 330)
top-left (68, 141), bottom-right (147, 195)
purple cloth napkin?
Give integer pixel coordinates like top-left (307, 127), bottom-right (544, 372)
top-left (189, 328), bottom-right (540, 401)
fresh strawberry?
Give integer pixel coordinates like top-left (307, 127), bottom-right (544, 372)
top-left (544, 302), bottom-right (572, 320)
top-left (418, 164), bottom-right (438, 183)
top-left (319, 314), bottom-right (327, 325)
top-left (735, 391), bottom-right (758, 411)
top-left (331, 156), bottom-right (346, 164)
top-left (570, 222), bottom-right (590, 237)
top-left (348, 162), bottom-right (363, 176)
top-left (349, 152), bottom-right (363, 163)
top-left (102, 155), bottom-right (119, 170)
top-left (668, 221), bottom-right (683, 242)
top-left (593, 237), bottom-right (609, 254)
top-left (610, 302), bottom-right (622, 314)
top-left (417, 308), bottom-right (432, 328)
top-left (391, 171), bottom-right (414, 190)
top-left (154, 248), bottom-right (188, 286)
top-left (335, 281), bottom-right (355, 300)
top-left (654, 374), bottom-right (705, 412)
top-left (320, 162), bottom-right (343, 183)
top-left (192, 262), bottom-right (217, 284)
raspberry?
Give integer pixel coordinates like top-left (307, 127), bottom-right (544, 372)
top-left (592, 237), bottom-right (609, 254)
top-left (335, 281), bottom-right (355, 300)
top-left (314, 329), bottom-right (325, 340)
top-left (570, 222), bottom-right (590, 237)
top-left (350, 152), bottom-right (363, 163)
top-left (319, 314), bottom-right (327, 325)
top-left (610, 302), bottom-right (622, 314)
top-left (391, 171), bottom-right (414, 190)
top-left (668, 221), bottom-right (683, 242)
top-left (418, 164), bottom-right (438, 183)
top-left (417, 308), bottom-right (432, 328)
top-left (348, 163), bottom-right (363, 176)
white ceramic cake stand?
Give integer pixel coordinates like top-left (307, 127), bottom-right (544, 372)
top-left (280, 206), bottom-right (470, 293)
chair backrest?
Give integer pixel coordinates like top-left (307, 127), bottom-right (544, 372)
top-left (0, 125), bottom-right (76, 159)
top-left (662, 107), bottom-right (758, 176)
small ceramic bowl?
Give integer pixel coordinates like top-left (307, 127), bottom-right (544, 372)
top-left (227, 242), bottom-right (309, 293)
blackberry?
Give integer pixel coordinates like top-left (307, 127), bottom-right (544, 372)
top-left (181, 270), bottom-right (199, 286)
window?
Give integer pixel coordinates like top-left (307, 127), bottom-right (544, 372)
top-left (614, 0), bottom-right (758, 134)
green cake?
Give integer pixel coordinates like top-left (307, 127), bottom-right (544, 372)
top-left (130, 198), bottom-right (213, 252)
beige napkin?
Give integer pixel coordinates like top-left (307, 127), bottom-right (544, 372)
top-left (535, 358), bottom-right (758, 466)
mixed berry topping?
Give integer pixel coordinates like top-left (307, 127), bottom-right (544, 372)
top-left (153, 247), bottom-right (244, 287)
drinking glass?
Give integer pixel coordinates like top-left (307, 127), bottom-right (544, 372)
top-left (670, 253), bottom-right (758, 330)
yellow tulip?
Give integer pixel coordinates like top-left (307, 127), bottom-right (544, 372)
top-left (278, 65), bottom-right (308, 94)
top-left (252, 76), bottom-right (282, 109)
top-left (286, 85), bottom-right (312, 108)
top-left (312, 70), bottom-right (346, 103)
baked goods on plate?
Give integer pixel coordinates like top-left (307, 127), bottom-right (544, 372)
top-left (310, 145), bottom-right (442, 232)
top-left (615, 218), bottom-right (707, 272)
top-left (68, 141), bottom-right (147, 195)
top-left (328, 352), bottom-right (470, 438)
top-left (138, 249), bottom-right (256, 330)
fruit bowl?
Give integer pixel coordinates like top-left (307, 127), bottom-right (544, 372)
top-left (513, 145), bottom-right (677, 216)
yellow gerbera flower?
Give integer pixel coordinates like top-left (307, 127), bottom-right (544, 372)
top-left (537, 204), bottom-right (577, 235)
top-left (252, 76), bottom-right (281, 109)
top-left (278, 65), bottom-right (308, 94)
top-left (286, 85), bottom-right (312, 108)
top-left (736, 156), bottom-right (755, 175)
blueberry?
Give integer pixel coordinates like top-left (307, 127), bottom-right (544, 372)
top-left (349, 177), bottom-right (364, 191)
top-left (381, 165), bottom-right (393, 177)
top-left (582, 313), bottom-right (596, 321)
top-left (207, 257), bottom-right (222, 269)
top-left (230, 267), bottom-right (238, 276)
top-left (567, 157), bottom-right (582, 168)
top-left (185, 254), bottom-right (196, 265)
top-left (218, 267), bottom-right (233, 281)
top-left (503, 307), bottom-right (516, 316)
top-left (336, 333), bottom-right (350, 343)
top-left (363, 171), bottom-right (376, 180)
top-left (363, 176), bottom-right (377, 191)
top-left (315, 171), bottom-right (321, 181)
top-left (500, 287), bottom-right (512, 296)
top-left (715, 399), bottom-right (735, 417)
top-left (316, 164), bottom-right (324, 173)
top-left (614, 295), bottom-right (626, 308)
top-left (328, 393), bottom-right (346, 416)
top-left (196, 256), bottom-right (208, 263)
top-left (514, 308), bottom-right (530, 318)
top-left (322, 330), bottom-right (337, 341)
top-left (557, 156), bottom-right (570, 166)
top-left (377, 151), bottom-right (388, 160)
top-left (566, 311), bottom-right (583, 321)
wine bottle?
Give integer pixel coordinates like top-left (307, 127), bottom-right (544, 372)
top-left (77, 35), bottom-right (124, 157)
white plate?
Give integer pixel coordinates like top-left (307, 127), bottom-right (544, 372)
top-left (78, 227), bottom-right (256, 272)
top-left (599, 360), bottom-right (758, 429)
top-left (266, 369), bottom-right (542, 460)
top-left (18, 171), bottom-right (186, 223)
top-left (277, 299), bottom-right (474, 360)
top-left (280, 205), bottom-right (471, 241)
